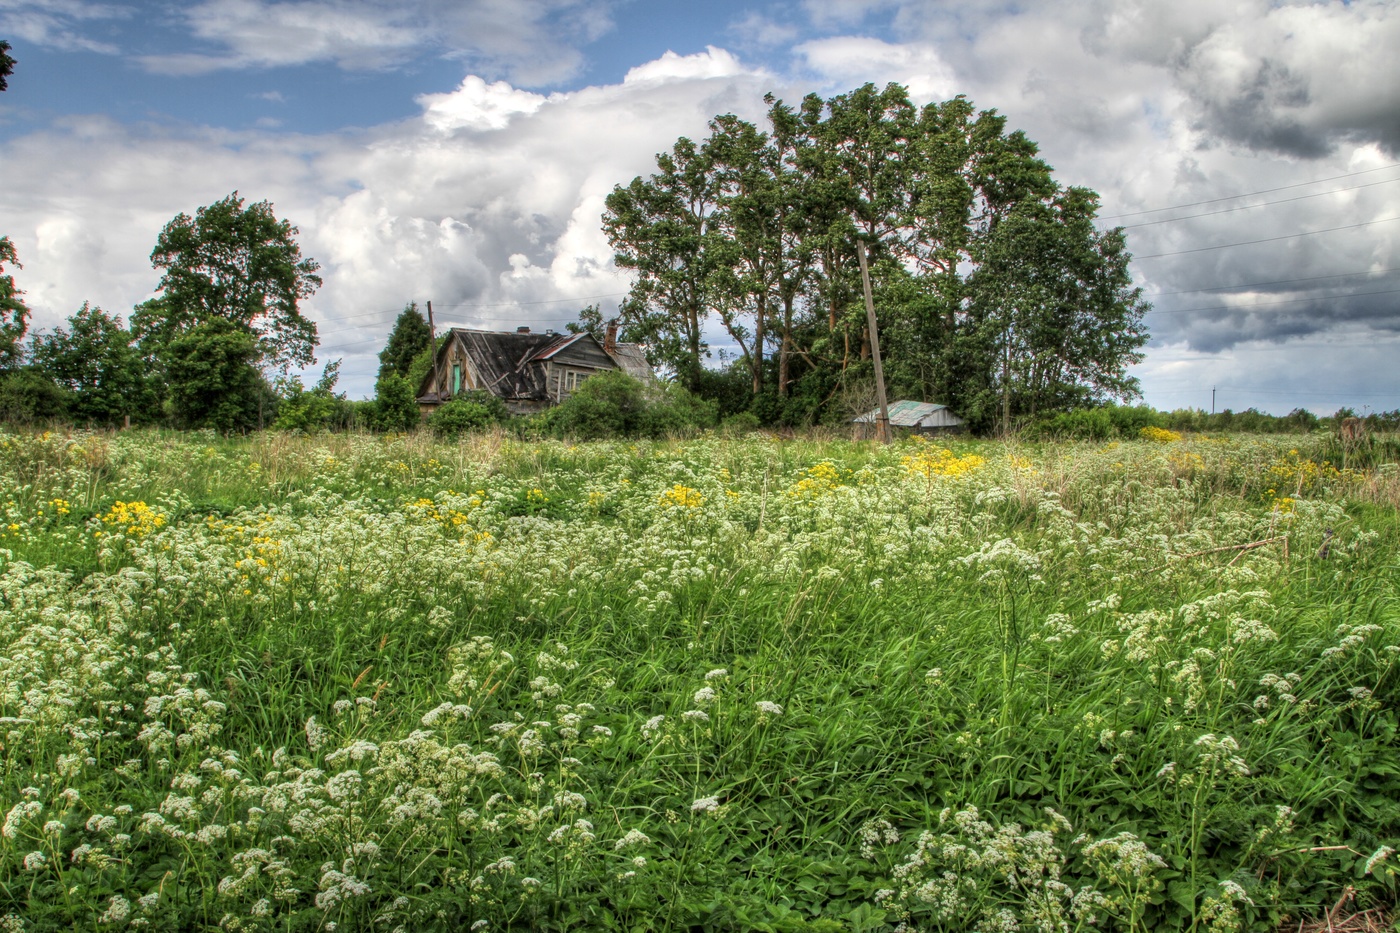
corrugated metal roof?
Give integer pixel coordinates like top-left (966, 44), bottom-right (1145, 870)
top-left (853, 400), bottom-right (965, 427)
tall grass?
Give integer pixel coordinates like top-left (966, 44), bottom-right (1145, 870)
top-left (0, 427), bottom-right (1397, 931)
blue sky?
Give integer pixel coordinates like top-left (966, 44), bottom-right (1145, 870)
top-left (3, 0), bottom-right (1399, 413)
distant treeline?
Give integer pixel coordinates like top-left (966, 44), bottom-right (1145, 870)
top-left (1027, 404), bottom-right (1400, 439)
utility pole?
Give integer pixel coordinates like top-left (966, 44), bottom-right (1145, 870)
top-left (426, 300), bottom-right (443, 400)
top-left (857, 241), bottom-right (890, 444)
top-left (1211, 386), bottom-right (1216, 415)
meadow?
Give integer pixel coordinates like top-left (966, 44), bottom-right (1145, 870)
top-left (0, 426), bottom-right (1398, 932)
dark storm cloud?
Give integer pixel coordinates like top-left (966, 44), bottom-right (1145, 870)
top-left (1146, 280), bottom-right (1400, 354)
top-left (1186, 58), bottom-right (1331, 159)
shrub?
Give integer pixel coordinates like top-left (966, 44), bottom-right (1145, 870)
top-left (428, 391), bottom-right (511, 437)
top-left (373, 373), bottom-right (420, 432)
top-left (547, 371), bottom-right (647, 439)
top-left (0, 367), bottom-right (70, 424)
top-left (720, 411), bottom-right (762, 436)
top-left (547, 371), bottom-right (716, 440)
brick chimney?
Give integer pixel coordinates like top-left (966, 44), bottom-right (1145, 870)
top-left (516, 326), bottom-right (530, 334)
top-left (604, 319), bottom-right (618, 352)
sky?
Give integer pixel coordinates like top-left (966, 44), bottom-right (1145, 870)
top-left (2, 0), bottom-right (1398, 415)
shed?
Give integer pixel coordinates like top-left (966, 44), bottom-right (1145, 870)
top-left (853, 400), bottom-right (966, 437)
top-left (416, 325), bottom-right (654, 416)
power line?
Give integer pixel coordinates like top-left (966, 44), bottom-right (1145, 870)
top-left (1145, 285), bottom-right (1400, 316)
top-left (1102, 162), bottom-right (1400, 220)
top-left (1119, 177), bottom-right (1400, 229)
top-left (1134, 216), bottom-right (1400, 259)
top-left (1147, 266), bottom-right (1400, 297)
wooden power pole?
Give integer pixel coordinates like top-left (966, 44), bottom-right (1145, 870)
top-left (857, 242), bottom-right (891, 444)
top-left (426, 300), bottom-right (442, 399)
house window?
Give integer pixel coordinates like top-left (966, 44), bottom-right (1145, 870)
top-left (565, 370), bottom-right (589, 392)
top-left (452, 364), bottom-right (462, 395)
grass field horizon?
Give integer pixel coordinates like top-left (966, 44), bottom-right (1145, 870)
top-left (1, 426), bottom-right (1397, 932)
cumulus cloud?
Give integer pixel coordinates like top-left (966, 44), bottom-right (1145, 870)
top-left (794, 35), bottom-right (954, 102)
top-left (0, 0), bottom-right (128, 54)
top-left (622, 47), bottom-right (751, 85)
top-left (139, 0), bottom-right (616, 85)
top-left (0, 52), bottom-right (784, 393)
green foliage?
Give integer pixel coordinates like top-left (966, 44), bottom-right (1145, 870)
top-left (546, 369), bottom-right (648, 438)
top-left (30, 303), bottom-right (152, 425)
top-left (0, 431), bottom-right (1397, 931)
top-left (0, 39), bottom-right (12, 92)
top-left (373, 372), bottom-right (421, 431)
top-left (0, 366), bottom-right (69, 423)
top-left (377, 303), bottom-right (432, 382)
top-left (405, 335), bottom-right (444, 395)
top-left (428, 390), bottom-right (511, 437)
top-left (1028, 404), bottom-right (1164, 440)
top-left (604, 84), bottom-right (1150, 433)
top-left (546, 371), bottom-right (716, 439)
top-left (0, 236), bottom-right (29, 373)
top-left (163, 318), bottom-right (266, 431)
top-left (720, 410), bottom-right (762, 435)
top-left (272, 360), bottom-right (353, 433)
top-left (145, 191), bottom-right (322, 375)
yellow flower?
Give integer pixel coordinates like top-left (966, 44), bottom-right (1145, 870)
top-left (902, 448), bottom-right (986, 479)
top-left (659, 483), bottom-right (705, 509)
top-left (1139, 426), bottom-right (1182, 443)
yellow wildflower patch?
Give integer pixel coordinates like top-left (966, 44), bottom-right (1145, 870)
top-left (1139, 426), bottom-right (1182, 443)
top-left (98, 500), bottom-right (166, 536)
top-left (659, 483), bottom-right (705, 509)
top-left (903, 448), bottom-right (987, 479)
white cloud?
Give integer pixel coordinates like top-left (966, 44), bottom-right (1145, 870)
top-left (622, 47), bottom-right (750, 85)
top-left (0, 50), bottom-right (783, 395)
top-left (0, 0), bottom-right (127, 54)
top-left (417, 77), bottom-right (547, 132)
top-left (138, 0), bottom-right (616, 85)
top-left (794, 35), bottom-right (954, 102)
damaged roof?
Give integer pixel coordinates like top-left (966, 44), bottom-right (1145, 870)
top-left (419, 328), bottom-right (654, 403)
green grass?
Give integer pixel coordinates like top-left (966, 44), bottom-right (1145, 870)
top-left (0, 426), bottom-right (1398, 932)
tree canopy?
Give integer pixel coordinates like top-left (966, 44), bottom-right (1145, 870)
top-left (377, 303), bottom-right (432, 382)
top-left (0, 40), bottom-right (13, 93)
top-left (0, 237), bottom-right (28, 373)
top-left (602, 83), bottom-right (1150, 431)
top-left (31, 303), bottom-right (151, 424)
top-left (143, 191), bottom-right (322, 375)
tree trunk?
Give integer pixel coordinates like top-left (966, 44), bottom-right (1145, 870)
top-left (753, 293), bottom-right (766, 395)
top-left (778, 293), bottom-right (794, 399)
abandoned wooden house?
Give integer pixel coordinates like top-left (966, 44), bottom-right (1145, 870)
top-left (416, 322), bottom-right (654, 416)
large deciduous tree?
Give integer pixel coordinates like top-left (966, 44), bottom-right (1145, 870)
top-left (0, 40), bottom-right (13, 93)
top-left (603, 83), bottom-right (1150, 431)
top-left (603, 138), bottom-right (721, 391)
top-left (145, 192), bottom-right (322, 375)
top-left (0, 237), bottom-right (27, 373)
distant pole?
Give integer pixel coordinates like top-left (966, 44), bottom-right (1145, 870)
top-left (1212, 386), bottom-right (1216, 415)
top-left (426, 300), bottom-right (442, 400)
top-left (857, 242), bottom-right (891, 444)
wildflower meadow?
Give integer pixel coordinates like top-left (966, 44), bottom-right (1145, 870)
top-left (0, 427), bottom-right (1398, 932)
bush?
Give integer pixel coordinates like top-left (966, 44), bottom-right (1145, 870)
top-left (547, 371), bottom-right (716, 440)
top-left (0, 367), bottom-right (70, 424)
top-left (373, 373), bottom-right (420, 432)
top-left (1028, 404), bottom-right (1164, 440)
top-left (546, 371), bottom-right (647, 439)
top-left (428, 391), bottom-right (511, 437)
top-left (720, 411), bottom-right (762, 436)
